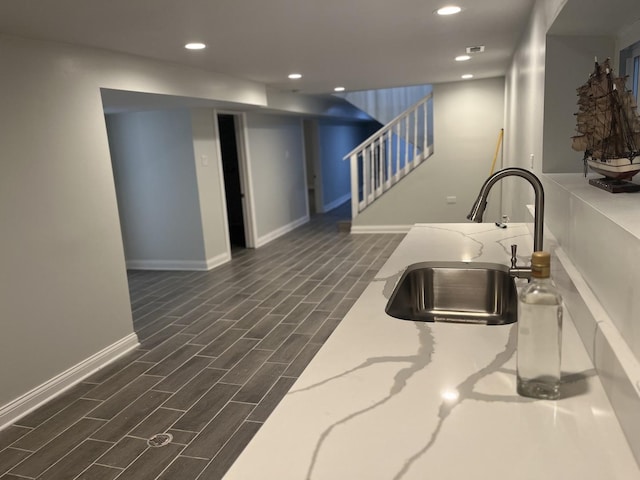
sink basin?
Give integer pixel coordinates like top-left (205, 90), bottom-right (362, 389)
top-left (385, 262), bottom-right (517, 325)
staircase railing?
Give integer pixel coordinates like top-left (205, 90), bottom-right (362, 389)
top-left (345, 93), bottom-right (434, 219)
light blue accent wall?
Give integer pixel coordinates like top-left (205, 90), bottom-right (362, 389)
top-left (337, 85), bottom-right (432, 125)
top-left (317, 119), bottom-right (379, 211)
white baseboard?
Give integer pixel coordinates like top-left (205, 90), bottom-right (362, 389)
top-left (127, 259), bottom-right (210, 271)
top-left (0, 333), bottom-right (139, 431)
top-left (256, 215), bottom-right (310, 248)
top-left (350, 225), bottom-right (413, 234)
top-left (321, 193), bottom-right (351, 214)
top-left (205, 252), bottom-right (231, 271)
top-left (127, 251), bottom-right (231, 271)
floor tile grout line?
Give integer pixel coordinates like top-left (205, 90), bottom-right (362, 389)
top-left (189, 420), bottom-right (254, 480)
top-left (92, 462), bottom-right (125, 470)
top-left (14, 428), bottom-right (102, 480)
top-left (3, 446), bottom-right (34, 453)
top-left (1, 208), bottom-right (405, 480)
top-left (4, 415), bottom-right (104, 476)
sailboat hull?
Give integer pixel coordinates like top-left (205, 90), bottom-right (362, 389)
top-left (586, 157), bottom-right (640, 180)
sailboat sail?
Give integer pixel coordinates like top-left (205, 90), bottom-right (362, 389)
top-left (572, 58), bottom-right (640, 181)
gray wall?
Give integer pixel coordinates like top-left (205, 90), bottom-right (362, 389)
top-left (106, 110), bottom-right (209, 268)
top-left (505, 5), bottom-right (640, 459)
top-left (502, 0), bottom-right (566, 222)
top-left (2, 27), bottom-right (374, 410)
top-left (507, 0), bottom-right (640, 356)
top-left (0, 33), bottom-right (265, 410)
top-left (107, 108), bottom-right (230, 270)
top-left (245, 112), bottom-right (308, 244)
top-left (353, 77), bottom-right (505, 226)
top-left (191, 109), bottom-right (232, 266)
top-left (502, 0), bottom-right (619, 217)
top-left (543, 35), bottom-right (616, 173)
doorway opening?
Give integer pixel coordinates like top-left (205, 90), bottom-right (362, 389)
top-left (218, 113), bottom-right (247, 250)
top-left (303, 119), bottom-right (322, 216)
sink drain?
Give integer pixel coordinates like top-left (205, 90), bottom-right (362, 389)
top-left (147, 433), bottom-right (173, 448)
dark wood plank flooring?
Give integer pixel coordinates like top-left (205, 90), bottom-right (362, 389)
top-left (0, 206), bottom-right (404, 479)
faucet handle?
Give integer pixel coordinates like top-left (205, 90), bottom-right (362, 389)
top-left (509, 243), bottom-right (533, 281)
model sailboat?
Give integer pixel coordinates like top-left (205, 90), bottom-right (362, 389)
top-left (572, 58), bottom-right (640, 192)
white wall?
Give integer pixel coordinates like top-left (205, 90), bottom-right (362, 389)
top-left (505, 1), bottom-right (640, 461)
top-left (0, 32), bottom-right (266, 414)
top-left (544, 13), bottom-right (640, 361)
top-left (106, 110), bottom-right (214, 269)
top-left (352, 77), bottom-right (506, 227)
top-left (245, 113), bottom-right (309, 245)
top-left (505, 0), bottom-right (639, 334)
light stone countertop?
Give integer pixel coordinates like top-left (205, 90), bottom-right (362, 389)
top-left (223, 223), bottom-right (640, 480)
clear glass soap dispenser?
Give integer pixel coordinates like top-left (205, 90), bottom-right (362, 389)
top-left (517, 251), bottom-right (563, 400)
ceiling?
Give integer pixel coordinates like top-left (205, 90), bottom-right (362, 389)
top-left (0, 0), bottom-right (536, 95)
top-left (549, 0), bottom-right (640, 36)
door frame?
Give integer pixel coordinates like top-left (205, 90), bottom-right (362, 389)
top-left (214, 110), bottom-right (257, 249)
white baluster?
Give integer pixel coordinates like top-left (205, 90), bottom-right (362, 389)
top-left (413, 108), bottom-right (418, 168)
top-left (350, 153), bottom-right (359, 218)
top-left (385, 132), bottom-right (391, 189)
top-left (372, 144), bottom-right (378, 200)
top-left (372, 140), bottom-right (378, 197)
top-left (368, 145), bottom-right (375, 205)
top-left (375, 138), bottom-right (381, 194)
top-left (395, 122), bottom-right (401, 182)
top-left (361, 149), bottom-right (369, 209)
top-left (344, 92), bottom-right (434, 219)
top-left (404, 115), bottom-right (410, 176)
top-left (423, 101), bottom-right (428, 158)
top-left (378, 139), bottom-right (383, 194)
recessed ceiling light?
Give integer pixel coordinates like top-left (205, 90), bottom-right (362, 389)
top-left (334, 86), bottom-right (346, 92)
top-left (184, 42), bottom-right (206, 50)
top-left (455, 55), bottom-right (471, 62)
top-left (461, 74), bottom-right (474, 79)
top-left (436, 5), bottom-right (461, 15)
top-left (288, 73), bottom-right (302, 80)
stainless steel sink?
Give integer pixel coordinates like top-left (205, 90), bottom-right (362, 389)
top-left (385, 262), bottom-right (517, 325)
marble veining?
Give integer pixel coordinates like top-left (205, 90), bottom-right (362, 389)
top-left (223, 224), bottom-right (640, 480)
top-left (393, 324), bottom-right (520, 479)
top-left (417, 224), bottom-right (488, 260)
top-left (289, 321), bottom-right (434, 479)
top-left (378, 268), bottom-right (405, 300)
top-left (417, 223), bottom-right (531, 264)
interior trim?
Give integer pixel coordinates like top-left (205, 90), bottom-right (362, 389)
top-left (0, 333), bottom-right (139, 430)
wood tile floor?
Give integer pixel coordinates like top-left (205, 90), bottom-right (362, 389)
top-left (0, 206), bottom-right (404, 480)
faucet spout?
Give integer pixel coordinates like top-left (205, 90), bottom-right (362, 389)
top-left (466, 197), bottom-right (487, 223)
top-left (467, 167), bottom-right (545, 252)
